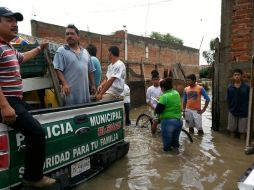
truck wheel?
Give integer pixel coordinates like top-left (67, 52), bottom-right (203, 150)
top-left (136, 114), bottom-right (152, 129)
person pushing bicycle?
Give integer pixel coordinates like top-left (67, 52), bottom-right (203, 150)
top-left (146, 70), bottom-right (162, 134)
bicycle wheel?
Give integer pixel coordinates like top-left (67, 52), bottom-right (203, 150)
top-left (181, 128), bottom-right (193, 143)
top-left (136, 114), bottom-right (152, 129)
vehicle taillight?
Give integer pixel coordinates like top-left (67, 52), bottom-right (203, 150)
top-left (0, 135), bottom-right (8, 151)
top-left (0, 134), bottom-right (9, 169)
top-left (0, 153), bottom-right (9, 168)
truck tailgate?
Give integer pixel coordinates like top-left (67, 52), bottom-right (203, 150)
top-left (7, 100), bottom-right (125, 187)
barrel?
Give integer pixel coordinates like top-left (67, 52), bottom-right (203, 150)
top-left (44, 89), bottom-right (58, 108)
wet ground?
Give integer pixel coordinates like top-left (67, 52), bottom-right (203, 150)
top-left (74, 98), bottom-right (254, 190)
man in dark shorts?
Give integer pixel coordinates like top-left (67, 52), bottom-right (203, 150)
top-left (0, 7), bottom-right (55, 188)
top-left (227, 69), bottom-right (250, 140)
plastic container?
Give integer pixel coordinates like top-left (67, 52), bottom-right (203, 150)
top-left (13, 44), bottom-right (47, 78)
top-left (44, 89), bottom-right (58, 108)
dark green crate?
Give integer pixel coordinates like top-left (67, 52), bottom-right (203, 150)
top-left (13, 44), bottom-right (47, 78)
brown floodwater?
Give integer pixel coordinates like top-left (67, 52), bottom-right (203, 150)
top-left (74, 94), bottom-right (254, 190)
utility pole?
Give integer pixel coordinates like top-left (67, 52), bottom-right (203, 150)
top-left (123, 25), bottom-right (128, 62)
top-left (123, 25), bottom-right (129, 81)
top-left (245, 56), bottom-right (254, 155)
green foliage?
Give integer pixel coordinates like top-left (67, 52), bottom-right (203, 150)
top-left (199, 67), bottom-right (213, 78)
top-left (150, 31), bottom-right (183, 46)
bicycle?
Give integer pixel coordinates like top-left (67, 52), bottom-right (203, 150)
top-left (135, 112), bottom-right (193, 143)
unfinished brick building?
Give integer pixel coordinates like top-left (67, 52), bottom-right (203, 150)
top-left (214, 0), bottom-right (254, 137)
top-left (31, 20), bottom-right (199, 106)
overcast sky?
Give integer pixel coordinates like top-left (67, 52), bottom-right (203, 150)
top-left (2, 0), bottom-right (221, 65)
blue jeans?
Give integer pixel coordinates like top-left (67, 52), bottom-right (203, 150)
top-left (161, 118), bottom-right (183, 151)
top-left (5, 97), bottom-right (46, 181)
top-left (124, 103), bottom-right (131, 125)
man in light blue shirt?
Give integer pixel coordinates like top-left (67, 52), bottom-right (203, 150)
top-left (53, 24), bottom-right (95, 105)
top-left (86, 44), bottom-right (102, 88)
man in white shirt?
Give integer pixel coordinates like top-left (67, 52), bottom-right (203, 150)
top-left (146, 70), bottom-right (162, 134)
top-left (146, 73), bottom-right (162, 113)
top-left (96, 46), bottom-right (126, 101)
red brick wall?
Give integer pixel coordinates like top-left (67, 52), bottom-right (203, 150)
top-left (215, 0), bottom-right (254, 131)
top-left (231, 0), bottom-right (253, 62)
top-left (31, 20), bottom-right (199, 80)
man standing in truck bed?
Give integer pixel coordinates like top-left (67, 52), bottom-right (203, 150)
top-left (96, 46), bottom-right (126, 101)
top-left (53, 24), bottom-right (96, 105)
top-left (0, 7), bottom-right (56, 188)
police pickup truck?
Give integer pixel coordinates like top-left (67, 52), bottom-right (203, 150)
top-left (0, 44), bottom-right (129, 189)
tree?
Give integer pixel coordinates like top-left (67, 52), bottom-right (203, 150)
top-left (202, 39), bottom-right (216, 65)
top-left (150, 32), bottom-right (183, 46)
top-left (199, 67), bottom-right (210, 78)
top-left (200, 39), bottom-right (216, 78)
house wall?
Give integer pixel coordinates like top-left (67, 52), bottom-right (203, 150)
top-left (217, 0), bottom-right (254, 131)
top-left (31, 20), bottom-right (199, 79)
top-left (31, 20), bottom-right (199, 107)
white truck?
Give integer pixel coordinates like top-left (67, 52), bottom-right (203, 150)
top-left (0, 44), bottom-right (129, 189)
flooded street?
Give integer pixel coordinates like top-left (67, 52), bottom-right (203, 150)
top-left (74, 94), bottom-right (254, 190)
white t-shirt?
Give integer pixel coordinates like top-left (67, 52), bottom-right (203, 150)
top-left (146, 85), bottom-right (162, 109)
top-left (106, 60), bottom-right (126, 96)
top-left (122, 84), bottom-right (130, 103)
